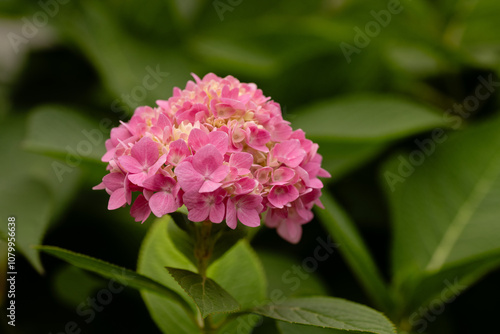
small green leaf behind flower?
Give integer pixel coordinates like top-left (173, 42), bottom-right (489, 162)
top-left (166, 267), bottom-right (240, 318)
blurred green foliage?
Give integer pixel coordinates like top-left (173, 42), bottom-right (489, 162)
top-left (1, 0), bottom-right (500, 333)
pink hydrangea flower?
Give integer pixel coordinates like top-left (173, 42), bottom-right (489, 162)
top-left (94, 73), bottom-right (330, 243)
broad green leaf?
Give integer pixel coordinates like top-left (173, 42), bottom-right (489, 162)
top-left (52, 265), bottom-right (106, 307)
top-left (315, 191), bottom-right (393, 313)
top-left (38, 246), bottom-right (191, 312)
top-left (138, 216), bottom-right (266, 334)
top-left (257, 250), bottom-right (328, 298)
top-left (253, 297), bottom-right (396, 334)
top-left (278, 321), bottom-right (366, 334)
top-left (316, 139), bottom-right (386, 182)
top-left (55, 0), bottom-right (191, 109)
top-left (290, 95), bottom-right (446, 183)
top-left (292, 95), bottom-right (444, 141)
top-left (167, 267), bottom-right (240, 318)
top-left (0, 179), bottom-right (52, 274)
top-left (383, 115), bottom-right (500, 313)
top-left (0, 116), bottom-right (81, 273)
top-left (24, 106), bottom-right (106, 163)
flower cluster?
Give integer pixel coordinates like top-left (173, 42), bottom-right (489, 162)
top-left (94, 73), bottom-right (330, 243)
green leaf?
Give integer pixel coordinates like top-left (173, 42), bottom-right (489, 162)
top-left (315, 191), bottom-right (393, 313)
top-left (290, 95), bottom-right (446, 183)
top-left (253, 297), bottom-right (396, 334)
top-left (38, 245), bottom-right (191, 314)
top-left (0, 115), bottom-right (81, 273)
top-left (24, 105), bottom-right (106, 163)
top-left (166, 267), bottom-right (240, 318)
top-left (292, 95), bottom-right (444, 141)
top-left (137, 216), bottom-right (266, 334)
top-left (278, 321), bottom-right (366, 334)
top-left (383, 115), bottom-right (500, 314)
top-left (258, 250), bottom-right (328, 298)
top-left (316, 139), bottom-right (386, 182)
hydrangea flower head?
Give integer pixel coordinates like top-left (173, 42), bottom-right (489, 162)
top-left (94, 73), bottom-right (330, 243)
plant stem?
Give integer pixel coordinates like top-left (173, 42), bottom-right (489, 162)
top-left (194, 221), bottom-right (213, 278)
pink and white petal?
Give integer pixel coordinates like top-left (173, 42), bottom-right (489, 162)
top-left (148, 154), bottom-right (167, 176)
top-left (237, 208), bottom-right (261, 227)
top-left (175, 161), bottom-right (205, 193)
top-left (199, 180), bottom-right (222, 193)
top-left (118, 156), bottom-right (143, 174)
top-left (208, 131), bottom-right (229, 155)
top-left (130, 195), bottom-right (151, 223)
top-left (229, 152), bottom-right (253, 173)
top-left (268, 185), bottom-right (299, 208)
top-left (142, 174), bottom-right (166, 192)
top-left (128, 172), bottom-right (148, 186)
top-left (108, 188), bottom-right (127, 210)
top-left (132, 136), bottom-right (160, 167)
top-left (225, 199), bottom-right (237, 229)
top-left (277, 220), bottom-right (302, 244)
top-left (149, 192), bottom-right (178, 217)
top-left (271, 167), bottom-right (295, 185)
top-left (188, 206), bottom-right (210, 222)
top-left (188, 128), bottom-right (209, 152)
top-left (92, 181), bottom-right (106, 190)
top-left (209, 202), bottom-right (225, 224)
top-left (233, 178), bottom-right (257, 195)
top-left (209, 164), bottom-right (230, 183)
top-left (167, 139), bottom-right (190, 165)
top-left (192, 144), bottom-right (224, 176)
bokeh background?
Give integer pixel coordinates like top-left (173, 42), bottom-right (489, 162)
top-left (1, 0), bottom-right (500, 333)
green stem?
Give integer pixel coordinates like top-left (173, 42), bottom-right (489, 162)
top-left (194, 221), bottom-right (217, 333)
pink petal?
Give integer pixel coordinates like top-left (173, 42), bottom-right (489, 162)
top-left (268, 185), bottom-right (299, 208)
top-left (209, 164), bottom-right (230, 183)
top-left (255, 167), bottom-right (272, 184)
top-left (131, 136), bottom-right (160, 167)
top-left (237, 207), bottom-right (261, 227)
top-left (226, 199), bottom-right (237, 229)
top-left (147, 154), bottom-right (167, 176)
top-left (167, 139), bottom-right (190, 166)
top-left (108, 188), bottom-right (126, 210)
top-left (277, 220), bottom-right (302, 244)
top-left (271, 167), bottom-right (295, 185)
top-left (233, 178), bottom-right (257, 195)
top-left (272, 140), bottom-right (306, 168)
top-left (130, 195), bottom-right (151, 223)
top-left (188, 128), bottom-right (209, 152)
top-left (209, 202), bottom-right (225, 223)
top-left (175, 161), bottom-right (205, 193)
top-left (102, 172), bottom-right (125, 191)
top-left (192, 144), bottom-right (225, 177)
top-left (118, 156), bottom-right (143, 174)
top-left (128, 172), bottom-right (148, 186)
top-left (149, 192), bottom-right (178, 217)
top-left (92, 182), bottom-right (106, 190)
top-left (229, 152), bottom-right (253, 175)
top-left (208, 131), bottom-right (229, 155)
top-left (199, 180), bottom-right (223, 193)
top-left (246, 126), bottom-right (270, 152)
